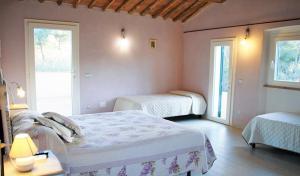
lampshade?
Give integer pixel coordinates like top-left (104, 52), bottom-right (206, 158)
top-left (9, 133), bottom-right (38, 158)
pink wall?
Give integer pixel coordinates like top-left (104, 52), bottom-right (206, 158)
top-left (0, 0), bottom-right (183, 114)
top-left (183, 0), bottom-right (300, 128)
top-left (1, 0), bottom-right (300, 126)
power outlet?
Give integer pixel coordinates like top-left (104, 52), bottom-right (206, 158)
top-left (99, 101), bottom-right (107, 108)
top-left (86, 105), bottom-right (92, 110)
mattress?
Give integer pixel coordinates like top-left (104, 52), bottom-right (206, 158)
top-left (113, 91), bottom-right (207, 118)
top-left (62, 111), bottom-right (216, 175)
top-left (242, 112), bottom-right (300, 153)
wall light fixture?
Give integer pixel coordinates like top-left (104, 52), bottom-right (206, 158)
top-left (240, 27), bottom-right (250, 46)
top-left (117, 28), bottom-right (130, 52)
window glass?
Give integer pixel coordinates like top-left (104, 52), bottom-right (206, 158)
top-left (274, 40), bottom-right (300, 83)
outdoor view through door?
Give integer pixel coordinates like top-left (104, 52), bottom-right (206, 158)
top-left (26, 20), bottom-right (79, 116)
top-left (34, 28), bottom-right (72, 115)
top-left (208, 39), bottom-right (235, 125)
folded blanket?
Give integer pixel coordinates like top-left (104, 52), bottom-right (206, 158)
top-left (12, 110), bottom-right (82, 143)
top-left (36, 116), bottom-right (76, 143)
top-left (42, 112), bottom-right (83, 137)
top-left (170, 90), bottom-right (207, 115)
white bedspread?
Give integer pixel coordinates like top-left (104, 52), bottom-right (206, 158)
top-left (113, 91), bottom-right (206, 118)
top-left (242, 112), bottom-right (300, 153)
top-left (64, 111), bottom-right (215, 175)
top-left (170, 91), bottom-right (207, 115)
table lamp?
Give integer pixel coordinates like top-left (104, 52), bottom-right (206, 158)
top-left (9, 133), bottom-right (38, 172)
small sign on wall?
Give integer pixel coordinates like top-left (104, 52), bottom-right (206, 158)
top-left (149, 39), bottom-right (157, 49)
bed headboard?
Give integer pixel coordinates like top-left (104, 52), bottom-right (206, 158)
top-left (0, 70), bottom-right (12, 153)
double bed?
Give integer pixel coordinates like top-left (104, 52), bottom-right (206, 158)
top-left (114, 91), bottom-right (207, 118)
top-left (0, 80), bottom-right (216, 175)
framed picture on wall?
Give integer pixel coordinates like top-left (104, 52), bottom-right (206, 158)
top-left (149, 39), bottom-right (157, 49)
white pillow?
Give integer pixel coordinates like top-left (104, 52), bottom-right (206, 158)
top-left (11, 110), bottom-right (42, 137)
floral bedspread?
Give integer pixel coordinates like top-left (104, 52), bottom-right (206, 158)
top-left (63, 110), bottom-right (216, 176)
top-left (73, 150), bottom-right (205, 176)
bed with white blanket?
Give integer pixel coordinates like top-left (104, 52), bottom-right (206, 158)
top-left (242, 112), bottom-right (300, 153)
top-left (0, 82), bottom-right (216, 175)
top-left (113, 91), bottom-right (207, 118)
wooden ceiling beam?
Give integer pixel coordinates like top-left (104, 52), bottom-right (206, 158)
top-left (73, 0), bottom-right (81, 8)
top-left (207, 0), bottom-right (226, 3)
top-left (115, 0), bottom-right (130, 12)
top-left (152, 0), bottom-right (176, 18)
top-left (182, 1), bottom-right (209, 22)
top-left (173, 0), bottom-right (199, 21)
top-left (36, 0), bottom-right (225, 23)
top-left (88, 0), bottom-right (97, 8)
top-left (163, 0), bottom-right (185, 19)
top-left (57, 0), bottom-right (63, 5)
top-left (140, 0), bottom-right (159, 16)
top-left (102, 0), bottom-right (116, 11)
top-left (128, 0), bottom-right (145, 14)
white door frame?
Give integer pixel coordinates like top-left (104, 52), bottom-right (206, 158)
top-left (207, 38), bottom-right (237, 125)
top-left (25, 19), bottom-right (80, 115)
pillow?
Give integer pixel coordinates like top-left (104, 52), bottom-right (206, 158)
top-left (36, 116), bottom-right (75, 143)
top-left (11, 110), bottom-right (42, 124)
top-left (42, 112), bottom-right (82, 136)
top-left (11, 110), bottom-right (39, 134)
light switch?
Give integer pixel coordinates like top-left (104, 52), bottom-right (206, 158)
top-left (84, 73), bottom-right (93, 78)
top-left (238, 79), bottom-right (243, 84)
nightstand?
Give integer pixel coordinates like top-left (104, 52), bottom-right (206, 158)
top-left (4, 150), bottom-right (64, 176)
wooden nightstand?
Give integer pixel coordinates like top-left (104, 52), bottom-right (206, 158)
top-left (4, 150), bottom-right (64, 176)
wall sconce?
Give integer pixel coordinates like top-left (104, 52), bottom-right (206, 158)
top-left (240, 27), bottom-right (250, 46)
top-left (9, 82), bottom-right (26, 105)
top-left (117, 28), bottom-right (130, 52)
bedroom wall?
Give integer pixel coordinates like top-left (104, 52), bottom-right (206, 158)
top-left (0, 0), bottom-right (183, 114)
top-left (183, 0), bottom-right (300, 128)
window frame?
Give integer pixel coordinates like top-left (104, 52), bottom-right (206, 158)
top-left (267, 31), bottom-right (300, 88)
top-left (24, 19), bottom-right (80, 115)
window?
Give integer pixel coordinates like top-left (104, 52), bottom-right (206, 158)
top-left (267, 26), bottom-right (300, 88)
top-left (274, 40), bottom-right (300, 82)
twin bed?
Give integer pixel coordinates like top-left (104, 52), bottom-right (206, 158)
top-left (113, 91), bottom-right (207, 118)
top-left (242, 112), bottom-right (300, 153)
top-left (0, 79), bottom-right (215, 176)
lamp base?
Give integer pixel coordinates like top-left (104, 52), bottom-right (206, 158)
top-left (14, 156), bottom-right (34, 172)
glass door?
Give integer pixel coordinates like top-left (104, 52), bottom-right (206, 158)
top-left (26, 20), bottom-right (80, 115)
top-left (208, 39), bottom-right (236, 125)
